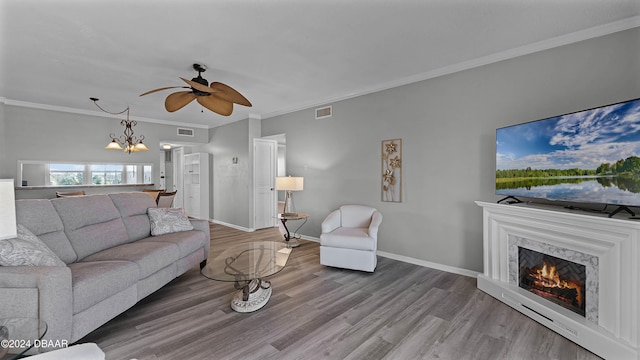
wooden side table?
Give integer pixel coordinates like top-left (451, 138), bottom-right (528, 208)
top-left (277, 213), bottom-right (308, 248)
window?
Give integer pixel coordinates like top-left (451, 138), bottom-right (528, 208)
top-left (49, 164), bottom-right (85, 185)
top-left (143, 165), bottom-right (152, 184)
top-left (125, 165), bottom-right (138, 184)
top-left (19, 161), bottom-right (153, 187)
top-left (91, 164), bottom-right (124, 185)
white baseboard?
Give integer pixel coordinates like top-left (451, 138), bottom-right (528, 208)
top-left (376, 250), bottom-right (479, 278)
top-left (213, 226), bottom-right (478, 278)
top-left (300, 235), bottom-right (319, 242)
top-left (211, 219), bottom-right (255, 232)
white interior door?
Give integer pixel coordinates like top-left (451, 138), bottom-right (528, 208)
top-left (158, 152), bottom-right (166, 190)
top-left (172, 147), bottom-right (184, 208)
top-left (254, 139), bottom-right (277, 229)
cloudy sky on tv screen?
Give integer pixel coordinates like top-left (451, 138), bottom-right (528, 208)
top-left (497, 98), bottom-right (640, 171)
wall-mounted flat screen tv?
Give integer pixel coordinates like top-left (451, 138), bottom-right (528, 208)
top-left (496, 97), bottom-right (640, 208)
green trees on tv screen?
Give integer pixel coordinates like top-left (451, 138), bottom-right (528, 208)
top-left (497, 156), bottom-right (640, 179)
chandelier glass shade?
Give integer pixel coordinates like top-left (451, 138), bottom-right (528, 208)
top-left (106, 119), bottom-right (149, 154)
top-left (91, 98), bottom-right (148, 154)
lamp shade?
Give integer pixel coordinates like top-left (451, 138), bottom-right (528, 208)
top-left (0, 179), bottom-right (17, 240)
top-left (275, 176), bottom-right (304, 191)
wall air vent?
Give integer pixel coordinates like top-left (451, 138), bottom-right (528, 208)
top-left (315, 105), bottom-right (332, 119)
top-left (177, 128), bottom-right (194, 137)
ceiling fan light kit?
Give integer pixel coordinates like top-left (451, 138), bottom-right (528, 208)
top-left (140, 64), bottom-right (252, 116)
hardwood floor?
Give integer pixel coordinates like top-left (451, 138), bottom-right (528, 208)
top-left (80, 223), bottom-right (602, 360)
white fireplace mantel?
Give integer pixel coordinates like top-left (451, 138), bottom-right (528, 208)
top-left (476, 201), bottom-right (640, 360)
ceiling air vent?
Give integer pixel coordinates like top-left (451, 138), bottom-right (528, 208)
top-left (315, 105), bottom-right (332, 119)
top-left (177, 128), bottom-right (194, 137)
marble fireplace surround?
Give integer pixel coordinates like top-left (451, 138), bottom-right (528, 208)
top-left (476, 201), bottom-right (640, 360)
top-left (509, 235), bottom-right (599, 323)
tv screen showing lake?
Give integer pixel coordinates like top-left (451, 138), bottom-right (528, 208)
top-left (496, 98), bottom-right (640, 206)
top-left (497, 176), bottom-right (640, 205)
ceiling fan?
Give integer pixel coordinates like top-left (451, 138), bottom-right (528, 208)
top-left (139, 64), bottom-right (252, 116)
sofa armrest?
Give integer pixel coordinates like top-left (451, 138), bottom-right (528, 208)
top-left (0, 266), bottom-right (73, 349)
top-left (189, 218), bottom-right (211, 258)
top-left (321, 209), bottom-right (341, 234)
top-left (368, 211), bottom-right (383, 240)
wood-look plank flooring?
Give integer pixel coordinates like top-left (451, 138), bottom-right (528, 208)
top-left (80, 223), bottom-right (602, 360)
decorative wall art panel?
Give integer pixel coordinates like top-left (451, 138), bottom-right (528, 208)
top-left (382, 139), bottom-right (402, 202)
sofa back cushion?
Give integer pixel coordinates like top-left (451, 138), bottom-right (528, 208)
top-left (15, 199), bottom-right (78, 264)
top-left (340, 205), bottom-right (376, 228)
top-left (52, 195), bottom-right (129, 260)
top-left (108, 192), bottom-right (155, 241)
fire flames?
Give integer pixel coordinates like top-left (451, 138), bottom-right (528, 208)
top-left (531, 262), bottom-right (582, 306)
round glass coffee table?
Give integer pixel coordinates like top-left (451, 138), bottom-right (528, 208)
top-left (0, 318), bottom-right (47, 360)
top-left (201, 241), bottom-right (292, 312)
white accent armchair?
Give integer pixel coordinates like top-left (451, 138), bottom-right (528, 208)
top-left (320, 205), bottom-right (382, 272)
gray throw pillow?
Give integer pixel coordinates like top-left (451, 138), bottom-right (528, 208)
top-left (148, 207), bottom-right (194, 236)
top-left (0, 224), bottom-right (65, 266)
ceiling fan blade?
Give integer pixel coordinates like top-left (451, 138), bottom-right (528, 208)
top-left (209, 82), bottom-right (252, 107)
top-left (196, 95), bottom-right (233, 116)
top-left (180, 77), bottom-right (218, 94)
top-left (165, 91), bottom-right (196, 112)
top-left (139, 86), bottom-right (188, 97)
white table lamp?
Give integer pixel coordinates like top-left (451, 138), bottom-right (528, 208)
top-left (275, 176), bottom-right (304, 216)
top-left (0, 179), bottom-right (17, 240)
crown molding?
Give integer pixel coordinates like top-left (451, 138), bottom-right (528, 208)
top-left (0, 98), bottom-right (210, 129)
top-left (262, 16), bottom-right (640, 120)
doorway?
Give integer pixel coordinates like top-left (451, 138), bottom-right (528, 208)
top-left (172, 147), bottom-right (184, 208)
top-left (253, 138), bottom-right (277, 229)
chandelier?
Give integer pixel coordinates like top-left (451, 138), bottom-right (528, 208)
top-left (91, 98), bottom-right (149, 154)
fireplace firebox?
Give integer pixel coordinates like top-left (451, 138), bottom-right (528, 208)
top-left (518, 247), bottom-right (586, 317)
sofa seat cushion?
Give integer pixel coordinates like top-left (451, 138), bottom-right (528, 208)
top-left (320, 228), bottom-right (376, 251)
top-left (81, 242), bottom-right (179, 279)
top-left (139, 230), bottom-right (206, 258)
top-left (69, 260), bottom-right (138, 314)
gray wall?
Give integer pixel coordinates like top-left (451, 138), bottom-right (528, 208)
top-left (261, 28), bottom-right (640, 272)
top-left (0, 103), bottom-right (7, 177)
top-left (2, 105), bottom-right (208, 199)
top-left (192, 119), bottom-right (253, 228)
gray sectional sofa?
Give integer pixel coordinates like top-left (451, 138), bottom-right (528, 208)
top-left (0, 192), bottom-right (210, 351)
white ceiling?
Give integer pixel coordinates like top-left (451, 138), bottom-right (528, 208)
top-left (1, 0), bottom-right (639, 129)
